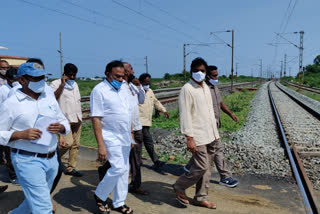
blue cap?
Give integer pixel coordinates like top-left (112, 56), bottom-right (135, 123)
top-left (17, 62), bottom-right (46, 77)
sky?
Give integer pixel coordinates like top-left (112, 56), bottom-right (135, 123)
top-left (1, 0), bottom-right (319, 79)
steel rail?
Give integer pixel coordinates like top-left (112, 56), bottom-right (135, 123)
top-left (282, 80), bottom-right (320, 94)
top-left (275, 82), bottom-right (320, 120)
top-left (268, 81), bottom-right (314, 214)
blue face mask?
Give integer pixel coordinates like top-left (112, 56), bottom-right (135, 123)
top-left (28, 79), bottom-right (46, 94)
top-left (64, 80), bottom-right (75, 89)
top-left (110, 79), bottom-right (123, 90)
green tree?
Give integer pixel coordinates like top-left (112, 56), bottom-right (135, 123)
top-left (314, 55), bottom-right (320, 65)
top-left (164, 73), bottom-right (171, 80)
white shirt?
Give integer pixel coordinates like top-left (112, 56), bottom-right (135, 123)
top-left (0, 89), bottom-right (70, 153)
top-left (50, 79), bottom-right (82, 123)
top-left (0, 84), bottom-right (11, 104)
top-left (90, 80), bottom-right (132, 147)
top-left (123, 82), bottom-right (143, 131)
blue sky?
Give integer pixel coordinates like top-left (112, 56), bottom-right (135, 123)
top-left (1, 0), bottom-right (319, 79)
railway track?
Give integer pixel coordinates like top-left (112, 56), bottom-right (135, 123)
top-left (282, 81), bottom-right (320, 94)
top-left (268, 81), bottom-right (320, 214)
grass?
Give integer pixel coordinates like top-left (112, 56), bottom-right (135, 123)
top-left (80, 122), bottom-right (97, 148)
top-left (77, 80), bottom-right (101, 97)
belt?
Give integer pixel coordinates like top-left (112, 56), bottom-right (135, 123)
top-left (11, 148), bottom-right (56, 159)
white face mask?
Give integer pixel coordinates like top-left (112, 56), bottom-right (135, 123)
top-left (192, 71), bottom-right (206, 82)
top-left (28, 79), bottom-right (46, 94)
top-left (143, 85), bottom-right (150, 90)
top-left (12, 81), bottom-right (20, 87)
top-left (209, 79), bottom-right (219, 85)
top-left (0, 70), bottom-right (7, 76)
top-left (65, 80), bottom-right (75, 89)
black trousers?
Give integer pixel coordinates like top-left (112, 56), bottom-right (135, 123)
top-left (142, 126), bottom-right (159, 164)
top-left (129, 130), bottom-right (143, 189)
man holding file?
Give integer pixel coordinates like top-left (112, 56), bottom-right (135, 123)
top-left (0, 62), bottom-right (70, 214)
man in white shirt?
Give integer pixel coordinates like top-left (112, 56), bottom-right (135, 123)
top-left (0, 68), bottom-right (19, 184)
top-left (173, 58), bottom-right (219, 209)
top-left (91, 60), bottom-right (133, 214)
top-left (0, 62), bottom-right (70, 214)
top-left (50, 63), bottom-right (83, 177)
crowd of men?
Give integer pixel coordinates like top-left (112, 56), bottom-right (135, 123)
top-left (0, 57), bottom-right (239, 213)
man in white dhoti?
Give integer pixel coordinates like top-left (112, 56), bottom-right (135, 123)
top-left (90, 60), bottom-right (134, 214)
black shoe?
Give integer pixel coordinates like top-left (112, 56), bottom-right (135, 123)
top-left (64, 169), bottom-right (83, 177)
top-left (0, 185), bottom-right (8, 193)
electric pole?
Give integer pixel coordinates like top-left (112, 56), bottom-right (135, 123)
top-left (259, 59), bottom-right (262, 82)
top-left (298, 31), bottom-right (304, 82)
top-left (58, 32), bottom-right (63, 76)
top-left (280, 60), bottom-right (283, 80)
top-left (284, 54), bottom-right (287, 77)
top-left (183, 44), bottom-right (186, 82)
top-left (235, 62), bottom-right (238, 82)
top-left (144, 56), bottom-right (148, 74)
top-left (289, 67), bottom-right (291, 77)
top-left (231, 29), bottom-right (234, 91)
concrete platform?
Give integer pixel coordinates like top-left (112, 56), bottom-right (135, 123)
top-left (0, 146), bottom-right (315, 214)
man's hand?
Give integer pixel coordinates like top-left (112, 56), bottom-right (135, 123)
top-left (47, 123), bottom-right (65, 134)
top-left (98, 145), bottom-right (107, 161)
top-left (20, 128), bottom-right (42, 140)
top-left (231, 114), bottom-right (238, 123)
top-left (61, 74), bottom-right (68, 85)
top-left (59, 135), bottom-right (66, 148)
top-left (132, 78), bottom-right (141, 86)
top-left (186, 137), bottom-right (197, 154)
top-left (163, 112), bottom-right (170, 119)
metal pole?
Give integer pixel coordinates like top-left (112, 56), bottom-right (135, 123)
top-left (284, 54), bottom-right (287, 77)
top-left (299, 31), bottom-right (304, 82)
top-left (59, 32), bottom-right (63, 76)
top-left (235, 62), bottom-right (238, 82)
top-left (259, 59), bottom-right (262, 82)
top-left (231, 29), bottom-right (234, 91)
top-left (145, 56), bottom-right (148, 74)
top-left (183, 44), bottom-right (186, 82)
top-left (280, 60), bottom-right (283, 80)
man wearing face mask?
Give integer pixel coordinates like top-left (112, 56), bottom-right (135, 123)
top-left (91, 60), bottom-right (134, 214)
top-left (0, 60), bottom-right (9, 166)
top-left (0, 68), bottom-right (20, 185)
top-left (0, 62), bottom-right (70, 214)
top-left (0, 60), bottom-right (9, 87)
top-left (173, 58), bottom-right (219, 209)
top-left (183, 65), bottom-right (239, 188)
top-left (50, 63), bottom-right (83, 177)
top-left (138, 73), bottom-right (170, 174)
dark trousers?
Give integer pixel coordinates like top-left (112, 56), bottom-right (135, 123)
top-left (4, 146), bottom-right (16, 179)
top-left (142, 126), bottom-right (159, 164)
top-left (50, 148), bottom-right (63, 194)
top-left (130, 130), bottom-right (143, 189)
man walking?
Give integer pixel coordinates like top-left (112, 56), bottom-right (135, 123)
top-left (123, 62), bottom-right (149, 195)
top-left (173, 58), bottom-right (219, 209)
top-left (138, 73), bottom-right (170, 173)
top-left (51, 63), bottom-right (83, 177)
top-left (184, 65), bottom-right (239, 188)
top-left (91, 60), bottom-right (133, 214)
top-left (0, 68), bottom-right (19, 184)
top-left (0, 62), bottom-right (69, 214)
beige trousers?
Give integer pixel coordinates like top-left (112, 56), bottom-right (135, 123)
top-left (174, 140), bottom-right (219, 202)
top-left (60, 121), bottom-right (82, 172)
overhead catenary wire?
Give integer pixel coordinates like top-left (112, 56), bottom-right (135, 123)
top-left (111, 0), bottom-right (203, 43)
top-left (15, 0), bottom-right (179, 49)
